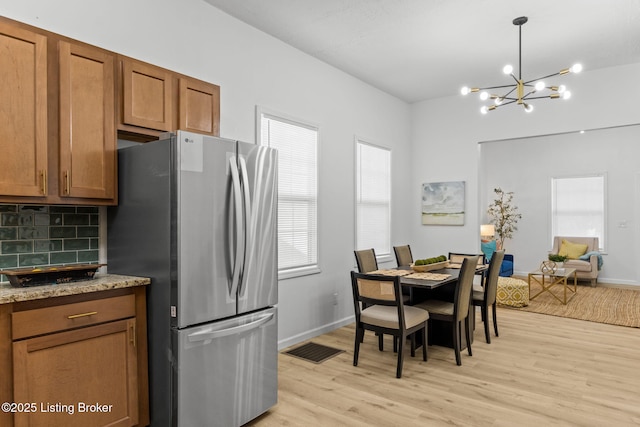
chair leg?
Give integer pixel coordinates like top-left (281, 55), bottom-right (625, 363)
top-left (354, 326), bottom-right (363, 366)
top-left (492, 302), bottom-right (499, 337)
top-left (396, 333), bottom-right (405, 378)
top-left (483, 305), bottom-right (491, 344)
top-left (378, 332), bottom-right (384, 351)
top-left (410, 334), bottom-right (416, 357)
top-left (422, 323), bottom-right (428, 361)
top-left (393, 336), bottom-right (398, 353)
top-left (465, 316), bottom-right (473, 357)
top-left (453, 321), bottom-right (462, 366)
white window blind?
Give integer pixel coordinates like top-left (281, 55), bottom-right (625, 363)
top-left (551, 175), bottom-right (605, 250)
top-left (356, 140), bottom-right (391, 258)
top-left (260, 112), bottom-right (318, 277)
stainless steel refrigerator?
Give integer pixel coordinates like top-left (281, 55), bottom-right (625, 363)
top-left (107, 130), bottom-right (278, 427)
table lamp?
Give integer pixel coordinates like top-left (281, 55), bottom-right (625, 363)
top-left (480, 224), bottom-right (495, 241)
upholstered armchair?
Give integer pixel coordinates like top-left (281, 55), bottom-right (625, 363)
top-left (550, 236), bottom-right (601, 287)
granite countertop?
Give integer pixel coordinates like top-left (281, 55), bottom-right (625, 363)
top-left (0, 274), bottom-right (151, 305)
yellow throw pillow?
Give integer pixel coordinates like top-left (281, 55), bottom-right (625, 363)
top-left (558, 239), bottom-right (589, 259)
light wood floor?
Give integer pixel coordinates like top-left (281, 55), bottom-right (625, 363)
top-left (250, 308), bottom-right (640, 426)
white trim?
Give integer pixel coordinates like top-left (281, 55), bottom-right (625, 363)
top-left (278, 265), bottom-right (321, 281)
top-left (353, 135), bottom-right (392, 260)
top-left (256, 105), bottom-right (321, 280)
top-left (550, 172), bottom-right (607, 252)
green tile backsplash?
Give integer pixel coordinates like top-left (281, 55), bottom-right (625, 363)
top-left (0, 205), bottom-right (100, 282)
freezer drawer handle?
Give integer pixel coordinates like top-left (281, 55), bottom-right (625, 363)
top-left (187, 313), bottom-right (274, 342)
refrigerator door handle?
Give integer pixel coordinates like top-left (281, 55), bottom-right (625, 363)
top-left (187, 312), bottom-right (274, 342)
top-left (238, 155), bottom-right (252, 292)
top-left (229, 156), bottom-right (244, 298)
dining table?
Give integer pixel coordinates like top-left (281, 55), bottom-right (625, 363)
top-left (369, 264), bottom-right (488, 350)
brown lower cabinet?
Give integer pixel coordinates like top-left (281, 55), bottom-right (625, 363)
top-left (0, 287), bottom-right (149, 427)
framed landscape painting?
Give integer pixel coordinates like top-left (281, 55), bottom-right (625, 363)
top-left (422, 181), bottom-right (465, 225)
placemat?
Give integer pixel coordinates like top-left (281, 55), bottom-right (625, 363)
top-left (368, 269), bottom-right (411, 276)
top-left (405, 272), bottom-right (452, 281)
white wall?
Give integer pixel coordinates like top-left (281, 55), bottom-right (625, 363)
top-left (0, 0), bottom-right (413, 348)
top-left (411, 63), bottom-right (640, 286)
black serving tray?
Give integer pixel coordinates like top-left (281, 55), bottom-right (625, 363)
top-left (1, 264), bottom-right (105, 287)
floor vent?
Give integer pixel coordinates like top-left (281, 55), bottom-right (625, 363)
top-left (283, 342), bottom-right (345, 364)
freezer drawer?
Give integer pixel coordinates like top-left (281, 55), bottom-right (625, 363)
top-left (173, 307), bottom-right (278, 427)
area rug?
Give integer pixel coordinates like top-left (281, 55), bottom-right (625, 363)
top-left (511, 284), bottom-right (640, 328)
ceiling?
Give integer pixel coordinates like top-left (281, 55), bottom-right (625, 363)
top-left (203, 0), bottom-right (640, 103)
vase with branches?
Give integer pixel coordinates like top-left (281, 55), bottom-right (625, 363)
top-left (487, 187), bottom-right (522, 251)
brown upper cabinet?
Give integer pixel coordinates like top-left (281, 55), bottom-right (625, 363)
top-left (58, 41), bottom-right (117, 201)
top-left (0, 18), bottom-right (117, 205)
top-left (118, 56), bottom-right (220, 139)
top-left (0, 16), bottom-right (221, 204)
top-left (121, 58), bottom-right (173, 133)
top-left (179, 76), bottom-right (220, 136)
top-left (0, 21), bottom-right (49, 199)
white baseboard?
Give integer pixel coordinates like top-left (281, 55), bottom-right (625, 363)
top-left (278, 315), bottom-right (354, 351)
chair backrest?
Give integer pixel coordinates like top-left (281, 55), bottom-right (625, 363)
top-left (350, 271), bottom-right (404, 326)
top-left (393, 245), bottom-right (413, 267)
top-left (448, 252), bottom-right (486, 267)
top-left (354, 248), bottom-right (378, 273)
top-left (484, 250), bottom-right (505, 305)
top-left (453, 256), bottom-right (479, 322)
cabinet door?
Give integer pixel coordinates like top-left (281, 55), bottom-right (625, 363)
top-left (13, 319), bottom-right (138, 427)
top-left (179, 77), bottom-right (220, 136)
top-left (59, 41), bottom-right (116, 200)
top-left (121, 58), bottom-right (173, 131)
top-left (0, 22), bottom-right (48, 197)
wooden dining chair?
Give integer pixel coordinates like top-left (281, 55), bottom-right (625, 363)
top-left (415, 256), bottom-right (478, 366)
top-left (350, 271), bottom-right (429, 378)
top-left (448, 252), bottom-right (486, 268)
top-left (472, 250), bottom-right (505, 343)
top-left (354, 248), bottom-right (379, 273)
top-left (393, 245), bottom-right (414, 267)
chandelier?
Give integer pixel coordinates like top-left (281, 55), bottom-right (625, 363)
top-left (461, 16), bottom-right (582, 114)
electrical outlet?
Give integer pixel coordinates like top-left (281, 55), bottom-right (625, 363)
top-left (332, 292), bottom-right (339, 306)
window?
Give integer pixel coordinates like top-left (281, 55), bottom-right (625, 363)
top-left (551, 174), bottom-right (606, 250)
top-left (259, 109), bottom-right (319, 278)
top-left (355, 139), bottom-right (391, 260)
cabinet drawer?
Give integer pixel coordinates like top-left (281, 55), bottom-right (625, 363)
top-left (12, 294), bottom-right (135, 340)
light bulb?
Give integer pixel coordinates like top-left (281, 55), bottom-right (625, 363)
top-left (480, 106), bottom-right (488, 115)
top-left (557, 84), bottom-right (566, 93)
top-left (534, 81), bottom-right (546, 91)
top-left (524, 104), bottom-right (534, 113)
top-left (494, 97), bottom-right (503, 106)
top-left (461, 86), bottom-right (470, 95)
top-left (570, 63), bottom-right (583, 73)
top-left (503, 64), bottom-right (513, 75)
top-left (480, 91), bottom-right (489, 101)
top-left (563, 91), bottom-right (572, 100)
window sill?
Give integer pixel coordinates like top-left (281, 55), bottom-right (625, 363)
top-left (278, 265), bottom-right (321, 281)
